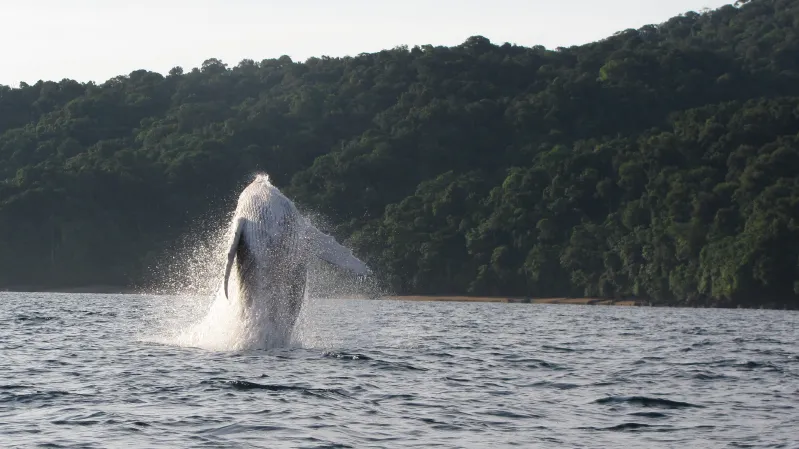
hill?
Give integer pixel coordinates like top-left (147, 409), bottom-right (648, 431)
top-left (2, 0), bottom-right (799, 308)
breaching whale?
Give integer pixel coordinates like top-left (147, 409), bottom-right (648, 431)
top-left (222, 174), bottom-right (369, 344)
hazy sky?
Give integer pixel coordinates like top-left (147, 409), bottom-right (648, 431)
top-left (2, 0), bottom-right (733, 87)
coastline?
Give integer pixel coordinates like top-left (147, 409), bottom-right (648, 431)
top-left (3, 288), bottom-right (795, 309)
top-left (1, 287), bottom-right (641, 306)
top-left (379, 295), bottom-right (642, 306)
top-left (2, 285), bottom-right (141, 294)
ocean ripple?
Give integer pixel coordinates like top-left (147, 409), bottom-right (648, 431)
top-left (0, 293), bottom-right (796, 448)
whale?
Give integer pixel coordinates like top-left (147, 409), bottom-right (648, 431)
top-left (222, 174), bottom-right (369, 344)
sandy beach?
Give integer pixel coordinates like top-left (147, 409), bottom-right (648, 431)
top-left (380, 295), bottom-right (642, 306)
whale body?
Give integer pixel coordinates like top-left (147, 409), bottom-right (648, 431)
top-left (222, 174), bottom-right (369, 345)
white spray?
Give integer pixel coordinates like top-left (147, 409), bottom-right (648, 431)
top-left (145, 173), bottom-right (373, 352)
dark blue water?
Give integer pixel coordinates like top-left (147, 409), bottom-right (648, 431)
top-left (1, 293), bottom-right (797, 448)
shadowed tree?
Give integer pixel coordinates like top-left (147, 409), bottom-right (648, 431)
top-left (0, 0), bottom-right (798, 308)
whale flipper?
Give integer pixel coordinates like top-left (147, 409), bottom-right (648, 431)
top-left (305, 221), bottom-right (370, 275)
top-left (224, 218), bottom-right (246, 300)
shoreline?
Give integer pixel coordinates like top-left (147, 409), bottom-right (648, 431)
top-left (1, 288), bottom-right (641, 306)
top-left (380, 295), bottom-right (642, 306)
top-left (2, 289), bottom-right (794, 310)
top-left (1, 286), bottom-right (142, 294)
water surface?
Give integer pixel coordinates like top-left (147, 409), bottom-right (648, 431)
top-left (1, 293), bottom-right (797, 448)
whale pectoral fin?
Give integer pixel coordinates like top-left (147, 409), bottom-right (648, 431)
top-left (306, 222), bottom-right (370, 275)
top-left (224, 218), bottom-right (245, 300)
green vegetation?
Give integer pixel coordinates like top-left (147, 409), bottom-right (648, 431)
top-left (2, 0), bottom-right (799, 308)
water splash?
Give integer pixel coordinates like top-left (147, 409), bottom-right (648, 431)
top-left (141, 174), bottom-right (380, 352)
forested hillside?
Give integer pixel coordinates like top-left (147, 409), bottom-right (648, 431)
top-left (2, 0), bottom-right (799, 308)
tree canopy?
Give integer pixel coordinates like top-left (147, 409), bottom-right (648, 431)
top-left (2, 0), bottom-right (799, 308)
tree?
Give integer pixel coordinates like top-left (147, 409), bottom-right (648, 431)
top-left (1, 0), bottom-right (798, 308)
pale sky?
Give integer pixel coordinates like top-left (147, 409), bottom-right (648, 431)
top-left (1, 0), bottom-right (733, 87)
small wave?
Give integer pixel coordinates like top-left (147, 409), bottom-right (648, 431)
top-left (583, 423), bottom-right (714, 432)
top-left (321, 351), bottom-right (425, 371)
top-left (444, 376), bottom-right (470, 383)
top-left (594, 396), bottom-right (703, 409)
top-left (734, 337), bottom-right (785, 345)
top-left (373, 393), bottom-right (416, 401)
top-left (322, 352), bottom-right (372, 361)
top-left (15, 315), bottom-right (58, 324)
top-left (203, 380), bottom-right (349, 398)
top-left (375, 360), bottom-right (427, 372)
top-left (527, 381), bottom-right (580, 390)
top-left (417, 417), bottom-right (462, 430)
top-left (52, 419), bottom-right (101, 426)
top-left (577, 423), bottom-right (657, 432)
top-left (524, 359), bottom-right (565, 370)
top-left (757, 349), bottom-right (793, 357)
top-left (83, 311), bottom-right (118, 317)
top-left (602, 422), bottom-right (654, 431)
top-left (481, 409), bottom-right (540, 419)
top-left (675, 359), bottom-right (737, 367)
top-left (541, 345), bottom-right (579, 353)
top-left (294, 441), bottom-right (353, 449)
top-left (737, 361), bottom-right (782, 371)
top-left (1, 390), bottom-right (71, 404)
top-left (0, 384), bottom-right (33, 390)
top-left (215, 380), bottom-right (302, 391)
top-left (404, 401), bottom-right (443, 409)
top-left (693, 372), bottom-right (731, 380)
top-left (197, 423), bottom-right (287, 436)
top-left (628, 411), bottom-right (669, 418)
top-left (368, 393), bottom-right (419, 406)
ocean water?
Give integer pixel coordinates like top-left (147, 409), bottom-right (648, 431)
top-left (1, 292), bottom-right (797, 448)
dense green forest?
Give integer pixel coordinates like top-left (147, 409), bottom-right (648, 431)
top-left (2, 0), bottom-right (799, 308)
